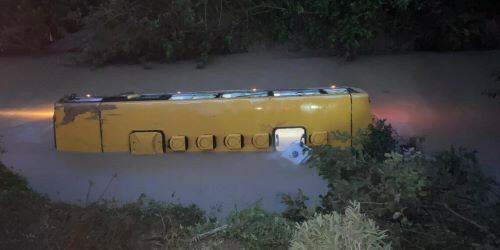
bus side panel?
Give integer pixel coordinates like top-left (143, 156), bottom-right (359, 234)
top-left (351, 92), bottom-right (374, 138)
top-left (53, 103), bottom-right (102, 152)
top-left (99, 95), bottom-right (351, 152)
top-left (100, 100), bottom-right (232, 152)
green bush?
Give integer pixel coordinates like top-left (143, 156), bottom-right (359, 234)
top-left (80, 0), bottom-right (256, 65)
top-left (225, 204), bottom-right (294, 249)
top-left (0, 161), bottom-right (49, 249)
top-left (0, 0), bottom-right (88, 53)
top-left (259, 0), bottom-right (400, 58)
top-left (281, 188), bottom-right (312, 222)
top-left (310, 146), bottom-right (427, 221)
top-left (290, 201), bottom-right (391, 250)
top-left (409, 0), bottom-right (500, 51)
top-left (0, 157), bottom-right (209, 249)
top-left (360, 119), bottom-right (397, 161)
top-left (416, 148), bottom-right (500, 248)
top-left (1, 0), bottom-right (499, 59)
top-left (306, 120), bottom-right (500, 249)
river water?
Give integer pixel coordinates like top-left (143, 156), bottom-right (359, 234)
top-left (1, 49), bottom-right (499, 216)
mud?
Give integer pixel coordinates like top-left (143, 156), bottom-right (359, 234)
top-left (59, 103), bottom-right (117, 125)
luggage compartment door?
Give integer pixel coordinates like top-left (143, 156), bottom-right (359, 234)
top-left (129, 131), bottom-right (165, 155)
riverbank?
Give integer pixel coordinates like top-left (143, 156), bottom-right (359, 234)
top-left (0, 159), bottom-right (248, 249)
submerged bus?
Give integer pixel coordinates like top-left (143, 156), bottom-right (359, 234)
top-left (53, 86), bottom-right (372, 155)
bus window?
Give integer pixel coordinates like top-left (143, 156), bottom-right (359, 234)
top-left (170, 92), bottom-right (218, 100)
top-left (323, 88), bottom-right (349, 95)
top-left (273, 89), bottom-right (321, 97)
top-left (274, 128), bottom-right (306, 151)
top-left (138, 94), bottom-right (170, 100)
top-left (222, 91), bottom-right (268, 99)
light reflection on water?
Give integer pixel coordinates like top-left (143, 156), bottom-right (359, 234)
top-left (372, 99), bottom-right (439, 135)
top-left (0, 107), bottom-right (53, 120)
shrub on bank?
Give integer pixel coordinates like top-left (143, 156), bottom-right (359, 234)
top-left (303, 120), bottom-right (500, 249)
top-left (0, 0), bottom-right (89, 53)
top-left (1, 0), bottom-right (499, 62)
top-left (80, 0), bottom-right (500, 63)
top-left (290, 201), bottom-right (391, 250)
top-left (0, 159), bottom-right (209, 249)
top-left (0, 162), bottom-right (49, 249)
top-left (79, 0), bottom-right (255, 66)
top-left (225, 204), bottom-right (294, 249)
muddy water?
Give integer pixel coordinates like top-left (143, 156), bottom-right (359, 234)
top-left (1, 49), bottom-right (499, 216)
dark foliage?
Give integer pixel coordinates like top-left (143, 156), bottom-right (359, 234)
top-left (301, 120), bottom-right (500, 249)
top-left (0, 163), bottom-right (49, 249)
top-left (0, 0), bottom-right (94, 53)
top-left (47, 196), bottom-right (206, 249)
top-left (418, 148), bottom-right (500, 249)
top-left (81, 0), bottom-right (500, 63)
top-left (407, 0), bottom-right (500, 51)
top-left (0, 160), bottom-right (207, 249)
top-left (281, 188), bottom-right (311, 222)
top-left (362, 119), bottom-right (397, 161)
top-left (226, 204), bottom-right (293, 249)
top-left (78, 0), bottom-right (256, 65)
top-left (1, 0), bottom-right (499, 63)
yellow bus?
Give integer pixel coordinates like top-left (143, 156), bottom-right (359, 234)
top-left (53, 86), bottom-right (372, 155)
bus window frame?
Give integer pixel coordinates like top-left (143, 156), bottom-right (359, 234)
top-left (272, 126), bottom-right (307, 151)
top-left (170, 92), bottom-right (219, 101)
top-left (221, 91), bottom-right (269, 99)
top-left (272, 89), bottom-right (323, 97)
